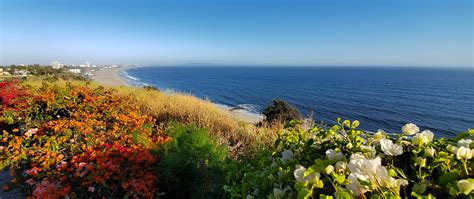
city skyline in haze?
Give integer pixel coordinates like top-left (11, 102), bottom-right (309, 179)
top-left (1, 0), bottom-right (473, 67)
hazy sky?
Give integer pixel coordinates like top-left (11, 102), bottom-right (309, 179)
top-left (1, 0), bottom-right (472, 67)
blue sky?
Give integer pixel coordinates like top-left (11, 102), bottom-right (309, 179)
top-left (0, 0), bottom-right (472, 67)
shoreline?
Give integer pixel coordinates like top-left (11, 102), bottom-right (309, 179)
top-left (91, 67), bottom-right (263, 124)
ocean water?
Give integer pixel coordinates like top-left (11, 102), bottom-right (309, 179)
top-left (121, 66), bottom-right (474, 137)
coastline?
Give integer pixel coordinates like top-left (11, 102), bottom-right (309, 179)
top-left (91, 67), bottom-right (263, 124)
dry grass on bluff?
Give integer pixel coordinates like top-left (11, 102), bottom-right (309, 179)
top-left (23, 79), bottom-right (277, 156)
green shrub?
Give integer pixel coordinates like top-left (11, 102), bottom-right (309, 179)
top-left (157, 123), bottom-right (229, 198)
top-left (263, 100), bottom-right (302, 124)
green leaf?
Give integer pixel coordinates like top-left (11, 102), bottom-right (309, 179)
top-left (314, 179), bottom-right (324, 188)
top-left (452, 129), bottom-right (473, 142)
top-left (335, 174), bottom-right (346, 184)
top-left (343, 120), bottom-right (351, 127)
top-left (305, 165), bottom-right (320, 177)
top-left (438, 171), bottom-right (459, 185)
top-left (337, 190), bottom-right (352, 199)
top-left (297, 188), bottom-right (311, 199)
top-left (320, 194), bottom-right (334, 199)
top-left (351, 120), bottom-right (360, 128)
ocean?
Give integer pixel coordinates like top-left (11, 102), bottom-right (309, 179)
top-left (120, 66), bottom-right (474, 137)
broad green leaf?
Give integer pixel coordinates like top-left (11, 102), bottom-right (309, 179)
top-left (297, 188), bottom-right (311, 199)
top-left (335, 174), bottom-right (345, 184)
top-left (337, 190), bottom-right (351, 199)
top-left (438, 171), bottom-right (459, 185)
top-left (320, 194), bottom-right (334, 199)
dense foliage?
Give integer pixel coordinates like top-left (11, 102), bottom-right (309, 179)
top-left (227, 120), bottom-right (473, 198)
top-left (0, 81), bottom-right (170, 198)
top-left (1, 80), bottom-right (472, 198)
top-left (157, 124), bottom-right (228, 198)
top-left (263, 100), bottom-right (302, 125)
top-left (1, 65), bottom-right (87, 81)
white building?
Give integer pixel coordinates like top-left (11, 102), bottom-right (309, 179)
top-left (14, 70), bottom-right (28, 77)
top-left (51, 61), bottom-right (62, 69)
top-left (68, 68), bottom-right (81, 74)
top-left (85, 62), bottom-right (90, 67)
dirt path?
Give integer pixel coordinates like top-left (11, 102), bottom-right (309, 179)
top-left (0, 171), bottom-right (23, 199)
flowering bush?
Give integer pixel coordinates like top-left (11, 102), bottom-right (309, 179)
top-left (0, 82), bottom-right (170, 198)
top-left (227, 120), bottom-right (473, 198)
top-left (0, 81), bottom-right (31, 125)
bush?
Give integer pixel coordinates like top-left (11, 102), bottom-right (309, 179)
top-left (157, 124), bottom-right (228, 198)
top-left (227, 119), bottom-right (474, 198)
top-left (263, 100), bottom-right (302, 125)
top-left (143, 85), bottom-right (160, 91)
top-left (0, 82), bottom-right (170, 198)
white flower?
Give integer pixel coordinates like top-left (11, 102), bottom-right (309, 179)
top-left (374, 130), bottom-right (386, 140)
top-left (424, 147), bottom-right (435, 157)
top-left (346, 153), bottom-right (408, 195)
top-left (325, 149), bottom-right (344, 161)
top-left (456, 146), bottom-right (472, 160)
top-left (391, 179), bottom-right (409, 189)
top-left (412, 130), bottom-right (434, 145)
top-left (457, 179), bottom-right (474, 195)
top-left (372, 130), bottom-right (386, 146)
top-left (458, 139), bottom-right (472, 147)
top-left (280, 150), bottom-right (294, 164)
top-left (246, 195), bottom-right (255, 199)
top-left (293, 165), bottom-right (306, 183)
top-left (347, 174), bottom-right (369, 196)
top-left (335, 161), bottom-right (347, 173)
top-left (294, 165), bottom-right (320, 183)
top-left (273, 188), bottom-right (284, 199)
top-left (402, 123), bottom-right (419, 135)
top-left (325, 165), bottom-right (334, 174)
top-left (380, 138), bottom-right (403, 156)
top-left (347, 154), bottom-right (381, 182)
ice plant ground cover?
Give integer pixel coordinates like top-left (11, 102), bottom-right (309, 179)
top-left (226, 120), bottom-right (473, 198)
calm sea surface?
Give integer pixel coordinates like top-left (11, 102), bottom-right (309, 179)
top-left (122, 66), bottom-right (474, 137)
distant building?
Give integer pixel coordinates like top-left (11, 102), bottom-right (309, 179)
top-left (0, 68), bottom-right (3, 72)
top-left (86, 62), bottom-right (90, 67)
top-left (14, 70), bottom-right (28, 77)
top-left (51, 61), bottom-right (62, 69)
top-left (68, 68), bottom-right (81, 74)
top-left (79, 64), bottom-right (86, 68)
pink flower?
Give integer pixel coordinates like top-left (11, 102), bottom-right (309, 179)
top-left (25, 128), bottom-right (38, 137)
top-left (26, 167), bottom-right (41, 176)
top-left (78, 162), bottom-right (87, 167)
top-left (88, 186), bottom-right (95, 192)
top-left (25, 179), bottom-right (35, 186)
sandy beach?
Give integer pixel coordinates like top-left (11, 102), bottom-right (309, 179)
top-left (92, 67), bottom-right (263, 124)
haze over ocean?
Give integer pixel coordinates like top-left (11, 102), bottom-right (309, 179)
top-left (122, 66), bottom-right (474, 137)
